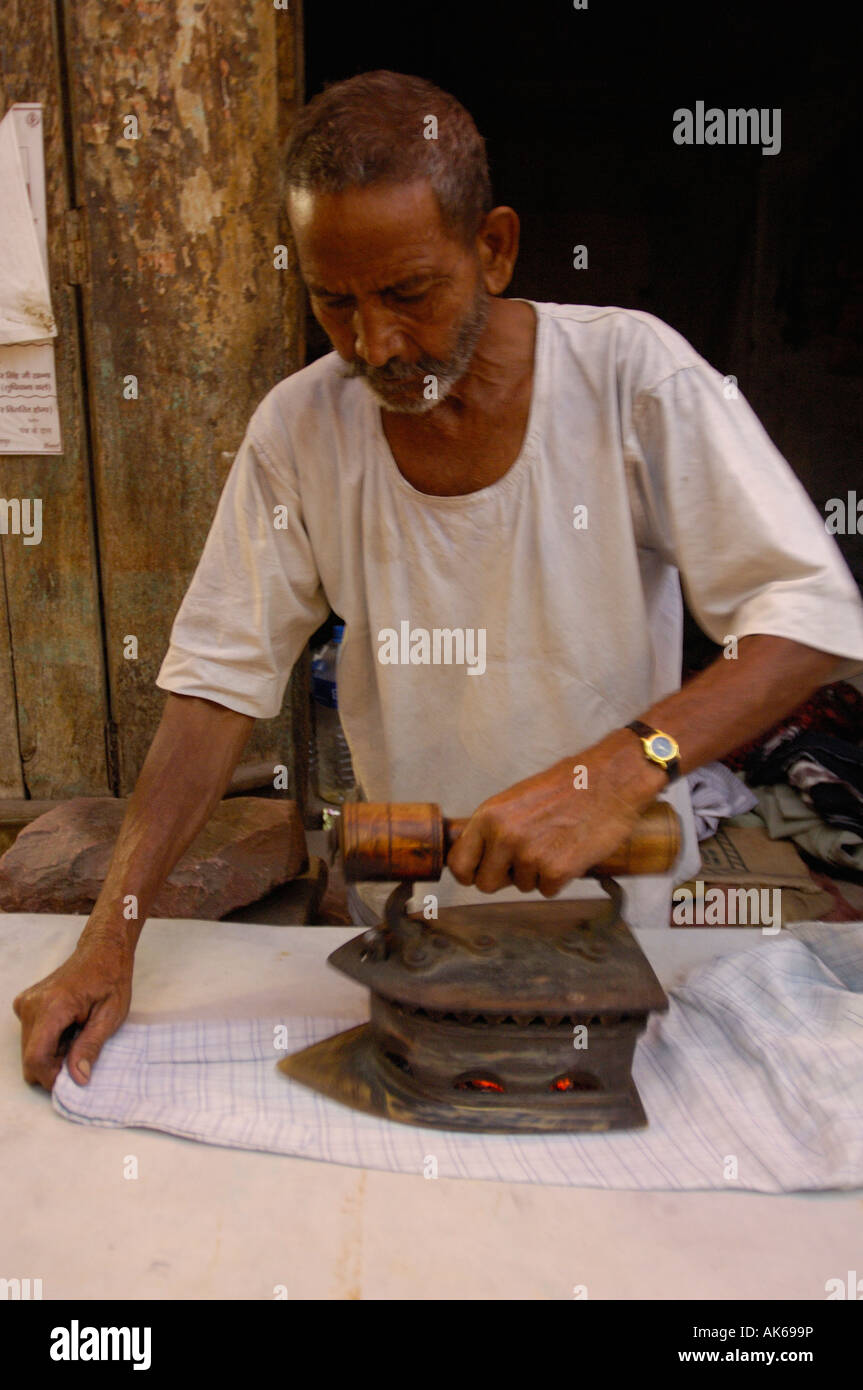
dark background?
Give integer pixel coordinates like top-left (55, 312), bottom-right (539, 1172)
top-left (304, 0), bottom-right (862, 666)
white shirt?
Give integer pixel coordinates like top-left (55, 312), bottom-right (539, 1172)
top-left (156, 301), bottom-right (863, 930)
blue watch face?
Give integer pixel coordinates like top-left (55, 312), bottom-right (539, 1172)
top-left (651, 736), bottom-right (674, 759)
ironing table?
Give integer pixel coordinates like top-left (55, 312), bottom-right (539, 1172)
top-left (2, 911), bottom-right (862, 1301)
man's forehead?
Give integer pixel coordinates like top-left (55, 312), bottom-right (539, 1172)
top-left (287, 178), bottom-right (440, 227)
top-left (287, 181), bottom-right (462, 288)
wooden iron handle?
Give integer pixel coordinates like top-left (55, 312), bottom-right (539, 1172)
top-left (339, 800), bottom-right (680, 882)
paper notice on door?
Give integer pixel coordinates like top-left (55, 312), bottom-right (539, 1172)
top-left (0, 103), bottom-right (62, 454)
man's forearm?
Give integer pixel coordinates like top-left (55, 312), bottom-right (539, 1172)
top-left (448, 634), bottom-right (844, 895)
top-left (81, 693), bottom-right (255, 949)
top-left (601, 635), bottom-right (844, 811)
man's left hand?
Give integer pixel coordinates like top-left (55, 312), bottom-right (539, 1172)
top-left (446, 732), bottom-right (662, 896)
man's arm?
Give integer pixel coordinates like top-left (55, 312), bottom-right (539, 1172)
top-left (13, 692), bottom-right (255, 1090)
top-left (447, 635), bottom-right (843, 895)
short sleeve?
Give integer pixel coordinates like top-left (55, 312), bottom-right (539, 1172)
top-left (155, 425), bottom-right (330, 719)
top-left (628, 362), bottom-right (863, 683)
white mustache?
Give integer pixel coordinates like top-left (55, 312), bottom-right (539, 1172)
top-left (344, 358), bottom-right (442, 383)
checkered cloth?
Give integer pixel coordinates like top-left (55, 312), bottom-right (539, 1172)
top-left (52, 923), bottom-right (863, 1192)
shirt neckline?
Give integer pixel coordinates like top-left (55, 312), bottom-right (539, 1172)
top-left (371, 298), bottom-right (546, 506)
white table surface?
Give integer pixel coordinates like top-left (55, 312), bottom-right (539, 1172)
top-left (2, 913), bottom-right (861, 1301)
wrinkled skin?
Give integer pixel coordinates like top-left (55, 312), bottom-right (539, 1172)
top-left (14, 931), bottom-right (134, 1090)
top-left (447, 737), bottom-right (658, 896)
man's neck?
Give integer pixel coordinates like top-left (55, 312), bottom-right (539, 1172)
top-left (379, 299), bottom-right (538, 496)
top-left (394, 298), bottom-right (536, 438)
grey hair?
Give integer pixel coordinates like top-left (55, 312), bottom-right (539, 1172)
top-left (283, 70), bottom-right (493, 245)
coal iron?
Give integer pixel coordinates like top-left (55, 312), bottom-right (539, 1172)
top-left (279, 801), bottom-right (679, 1134)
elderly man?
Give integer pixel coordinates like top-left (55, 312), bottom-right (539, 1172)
top-left (15, 70), bottom-right (863, 1090)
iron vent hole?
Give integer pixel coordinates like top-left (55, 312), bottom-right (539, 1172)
top-left (391, 1002), bottom-right (614, 1028)
top-left (383, 1050), bottom-right (413, 1076)
top-left (550, 1071), bottom-right (602, 1093)
top-left (453, 1073), bottom-right (506, 1094)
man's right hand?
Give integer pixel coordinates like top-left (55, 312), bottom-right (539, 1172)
top-left (12, 692), bottom-right (256, 1093)
top-left (13, 932), bottom-right (134, 1092)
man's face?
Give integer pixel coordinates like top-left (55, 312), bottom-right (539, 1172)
top-left (288, 181), bottom-right (490, 414)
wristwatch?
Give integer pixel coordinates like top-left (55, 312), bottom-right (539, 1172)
top-left (625, 720), bottom-right (681, 783)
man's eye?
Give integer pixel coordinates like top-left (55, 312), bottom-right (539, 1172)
top-left (315, 289), bottom-right (428, 310)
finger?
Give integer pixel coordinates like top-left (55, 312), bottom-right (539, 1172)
top-left (67, 1005), bottom-right (119, 1085)
top-left (21, 1000), bottom-right (89, 1091)
top-left (22, 1053), bottom-right (63, 1090)
top-left (446, 819), bottom-right (487, 884)
top-left (474, 837), bottom-right (518, 894)
top-left (13, 981), bottom-right (45, 1021)
top-left (22, 1030), bottom-right (68, 1091)
top-left (13, 970), bottom-right (64, 1020)
top-left (512, 861), bottom-right (540, 894)
top-left (538, 872), bottom-right (570, 898)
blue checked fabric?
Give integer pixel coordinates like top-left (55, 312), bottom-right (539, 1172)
top-left (52, 922), bottom-right (863, 1192)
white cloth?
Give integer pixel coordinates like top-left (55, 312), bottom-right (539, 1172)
top-left (156, 302), bottom-right (863, 931)
top-left (0, 107), bottom-right (56, 346)
top-left (52, 922), bottom-right (863, 1193)
top-left (686, 761), bottom-right (759, 840)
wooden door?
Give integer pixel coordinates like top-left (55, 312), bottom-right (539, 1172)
top-left (0, 1), bottom-right (309, 815)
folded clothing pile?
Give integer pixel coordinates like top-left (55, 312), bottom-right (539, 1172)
top-left (750, 730), bottom-right (863, 838)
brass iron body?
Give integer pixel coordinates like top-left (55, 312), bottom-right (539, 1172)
top-left (279, 876), bottom-right (670, 1134)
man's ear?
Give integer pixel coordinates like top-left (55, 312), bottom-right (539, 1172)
top-left (476, 206), bottom-right (520, 295)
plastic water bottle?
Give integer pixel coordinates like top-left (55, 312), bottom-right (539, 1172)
top-left (311, 624), bottom-right (356, 804)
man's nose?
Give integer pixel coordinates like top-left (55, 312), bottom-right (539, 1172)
top-left (352, 304), bottom-right (404, 367)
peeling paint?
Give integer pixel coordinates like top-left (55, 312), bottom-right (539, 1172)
top-left (179, 166), bottom-right (225, 237)
top-left (171, 0), bottom-right (213, 153)
top-left (58, 0), bottom-right (304, 790)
